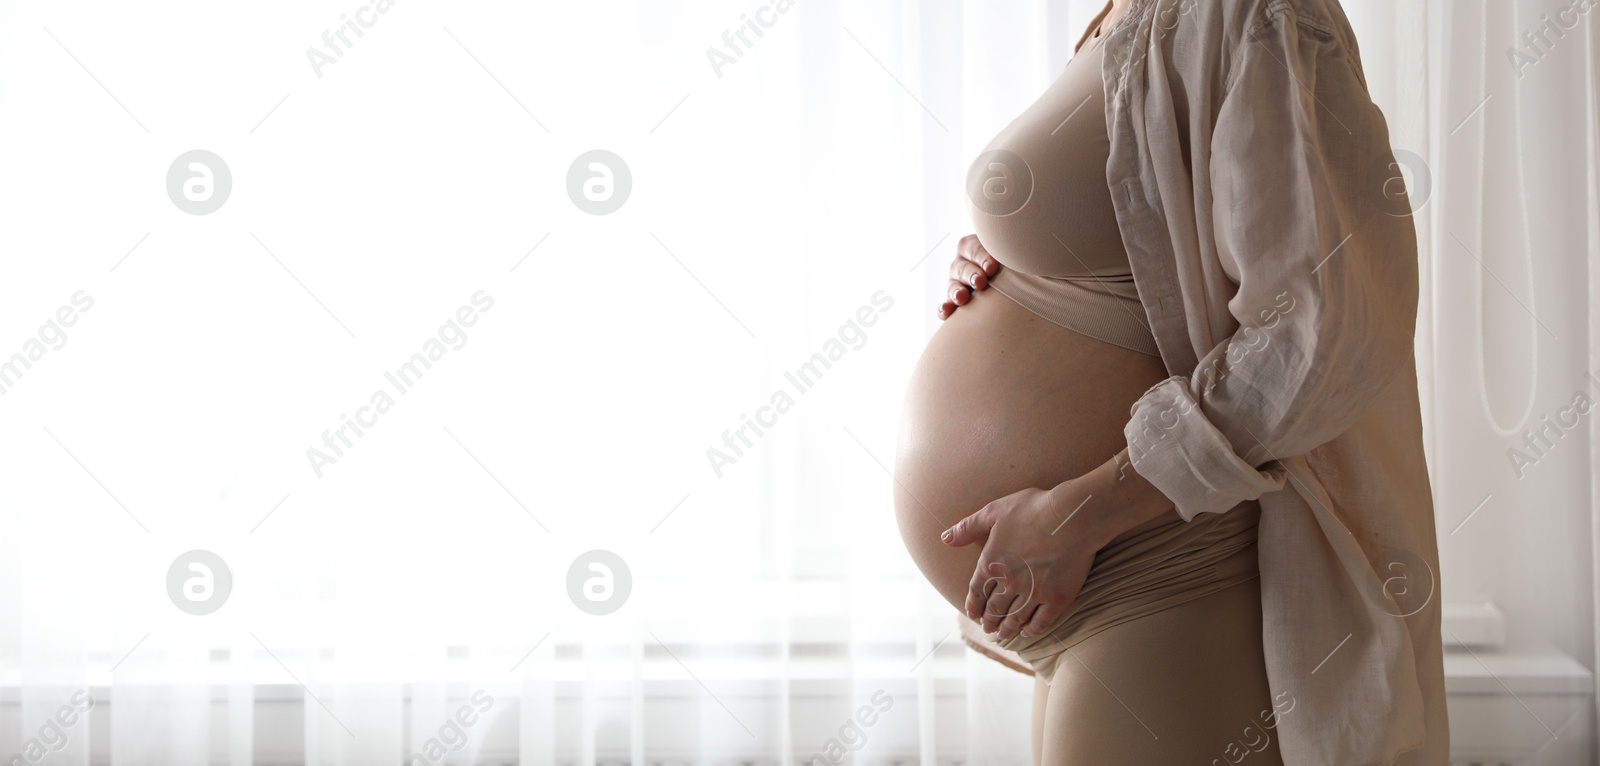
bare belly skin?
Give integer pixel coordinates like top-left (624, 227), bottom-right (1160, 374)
top-left (893, 287), bottom-right (1182, 613)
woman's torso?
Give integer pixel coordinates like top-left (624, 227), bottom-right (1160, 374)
top-left (894, 28), bottom-right (1183, 618)
top-left (966, 30), bottom-right (1160, 358)
top-left (965, 31), bottom-right (1126, 281)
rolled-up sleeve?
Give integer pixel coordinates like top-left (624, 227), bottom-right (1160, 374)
top-left (1123, 8), bottom-right (1419, 521)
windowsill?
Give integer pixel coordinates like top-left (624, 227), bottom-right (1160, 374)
top-left (0, 643), bottom-right (1589, 701)
top-left (1442, 601), bottom-right (1509, 648)
top-left (1438, 600), bottom-right (1591, 694)
top-left (1444, 645), bottom-right (1593, 696)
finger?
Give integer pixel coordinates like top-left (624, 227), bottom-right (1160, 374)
top-left (942, 507), bottom-right (994, 547)
top-left (997, 602), bottom-right (1041, 641)
top-left (937, 301), bottom-right (956, 321)
top-left (982, 589), bottom-right (1018, 633)
top-left (1021, 599), bottom-right (1069, 638)
top-left (965, 561), bottom-right (1001, 621)
top-left (990, 563), bottom-right (1037, 640)
top-left (947, 281), bottom-right (971, 306)
top-left (976, 561), bottom-right (1015, 631)
top-left (957, 235), bottom-right (1002, 277)
top-left (948, 258), bottom-right (988, 291)
top-left (956, 233), bottom-right (981, 263)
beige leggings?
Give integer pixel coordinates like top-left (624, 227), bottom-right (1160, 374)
top-left (1027, 576), bottom-right (1286, 765)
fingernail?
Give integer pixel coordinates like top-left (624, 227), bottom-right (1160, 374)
top-left (941, 530), bottom-right (952, 543)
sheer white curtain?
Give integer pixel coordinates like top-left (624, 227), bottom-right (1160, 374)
top-left (0, 1), bottom-right (1106, 762)
top-left (1350, 1), bottom-right (1600, 761)
top-left (5, 0), bottom-right (1595, 763)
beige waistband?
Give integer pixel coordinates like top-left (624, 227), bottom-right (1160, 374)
top-left (986, 267), bottom-right (1160, 357)
top-left (960, 501), bottom-right (1262, 677)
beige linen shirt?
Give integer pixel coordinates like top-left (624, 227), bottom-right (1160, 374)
top-left (1103, 0), bottom-right (1448, 763)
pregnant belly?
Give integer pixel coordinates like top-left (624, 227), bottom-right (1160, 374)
top-left (892, 287), bottom-right (1180, 613)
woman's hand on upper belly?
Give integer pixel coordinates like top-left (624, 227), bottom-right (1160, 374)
top-left (937, 234), bottom-right (1003, 320)
top-left (940, 480), bottom-right (1105, 641)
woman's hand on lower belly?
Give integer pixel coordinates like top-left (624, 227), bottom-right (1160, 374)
top-left (940, 483), bottom-right (1102, 641)
top-left (942, 450), bottom-right (1182, 641)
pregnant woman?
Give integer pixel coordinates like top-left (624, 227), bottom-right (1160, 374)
top-left (893, 0), bottom-right (1449, 764)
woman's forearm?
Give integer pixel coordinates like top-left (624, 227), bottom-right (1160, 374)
top-left (1049, 446), bottom-right (1178, 549)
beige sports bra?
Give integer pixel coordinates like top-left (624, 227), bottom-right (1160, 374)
top-left (964, 29), bottom-right (1158, 357)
